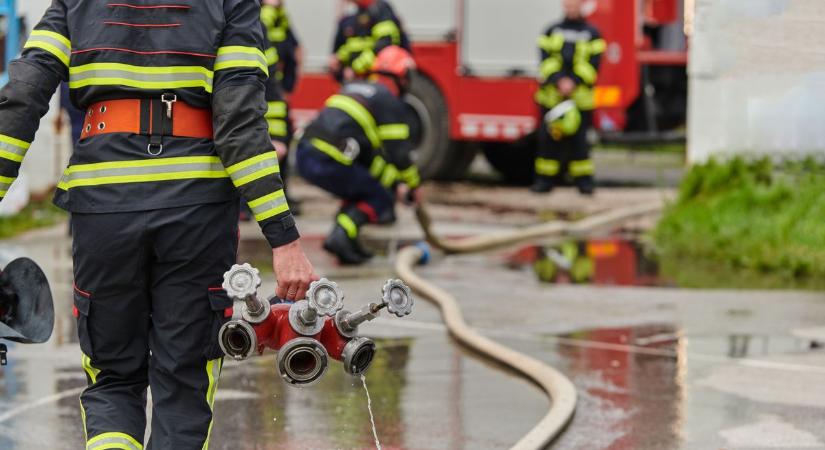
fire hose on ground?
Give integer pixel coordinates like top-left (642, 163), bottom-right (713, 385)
top-left (395, 201), bottom-right (664, 449)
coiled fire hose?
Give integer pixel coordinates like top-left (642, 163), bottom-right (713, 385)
top-left (395, 201), bottom-right (663, 449)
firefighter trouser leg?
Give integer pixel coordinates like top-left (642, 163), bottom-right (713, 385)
top-left (535, 108), bottom-right (564, 184)
top-left (72, 202), bottom-right (238, 450)
top-left (569, 111), bottom-right (595, 189)
top-left (296, 141), bottom-right (395, 220)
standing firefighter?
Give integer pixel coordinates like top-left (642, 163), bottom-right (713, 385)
top-left (533, 0), bottom-right (605, 195)
top-left (297, 46), bottom-right (422, 265)
top-left (0, 1), bottom-right (318, 448)
top-left (330, 0), bottom-right (411, 81)
top-left (261, 0), bottom-right (302, 212)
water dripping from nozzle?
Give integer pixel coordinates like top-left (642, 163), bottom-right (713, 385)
top-left (361, 374), bottom-right (382, 450)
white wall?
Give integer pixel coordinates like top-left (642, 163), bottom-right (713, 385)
top-left (688, 0), bottom-right (825, 163)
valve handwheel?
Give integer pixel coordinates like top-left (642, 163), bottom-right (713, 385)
top-left (382, 279), bottom-right (414, 317)
top-left (306, 278), bottom-right (344, 317)
top-left (222, 263), bottom-right (262, 301)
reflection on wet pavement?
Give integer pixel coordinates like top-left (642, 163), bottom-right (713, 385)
top-left (2, 227), bottom-right (825, 449)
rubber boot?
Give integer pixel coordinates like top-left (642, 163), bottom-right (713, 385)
top-left (340, 206), bottom-right (375, 259)
top-left (530, 177), bottom-right (555, 193)
top-left (323, 225), bottom-right (368, 265)
top-left (576, 176), bottom-right (595, 196)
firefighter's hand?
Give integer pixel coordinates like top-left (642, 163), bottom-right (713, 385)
top-left (272, 240), bottom-right (320, 302)
top-left (558, 77), bottom-right (576, 96)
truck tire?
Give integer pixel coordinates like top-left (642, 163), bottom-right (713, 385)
top-left (405, 72), bottom-right (475, 180)
top-left (482, 132), bottom-right (537, 184)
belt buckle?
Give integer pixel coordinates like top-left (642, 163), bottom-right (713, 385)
top-left (161, 93), bottom-right (177, 119)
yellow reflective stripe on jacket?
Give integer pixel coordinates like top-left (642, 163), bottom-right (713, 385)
top-left (266, 101), bottom-right (288, 119)
top-left (24, 29), bottom-right (71, 66)
top-left (215, 46), bottom-right (269, 76)
top-left (265, 47), bottom-right (279, 66)
top-left (69, 63), bottom-right (214, 92)
top-left (377, 124), bottom-right (409, 141)
top-left (537, 32), bottom-right (565, 52)
top-left (336, 37), bottom-right (374, 62)
top-left (248, 190), bottom-right (289, 221)
top-left (202, 358), bottom-right (222, 450)
top-left (539, 56), bottom-right (563, 80)
top-left (0, 175), bottom-right (16, 197)
top-left (591, 38), bottom-right (607, 55)
top-left (372, 20), bottom-right (401, 44)
top-left (86, 432), bottom-right (143, 450)
top-left (57, 156), bottom-right (229, 190)
top-left (268, 120), bottom-right (288, 137)
top-left (535, 158), bottom-right (560, 176)
top-left (326, 95), bottom-right (381, 148)
top-left (572, 85), bottom-right (595, 110)
top-left (225, 151), bottom-right (280, 187)
top-left (310, 138), bottom-right (353, 166)
top-left (380, 164), bottom-right (399, 188)
top-left (351, 49), bottom-right (376, 74)
top-left (570, 159), bottom-right (595, 177)
top-left (400, 166), bottom-right (421, 188)
top-left (0, 134), bottom-right (30, 163)
top-left (369, 155), bottom-right (387, 177)
top-left (337, 213), bottom-right (359, 239)
top-left (574, 61), bottom-right (598, 85)
top-left (535, 85), bottom-right (563, 108)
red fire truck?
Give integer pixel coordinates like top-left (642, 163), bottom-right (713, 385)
top-left (288, 0), bottom-right (687, 180)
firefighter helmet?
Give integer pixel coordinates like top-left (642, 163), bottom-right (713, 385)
top-left (544, 100), bottom-right (582, 140)
top-left (372, 46), bottom-right (416, 80)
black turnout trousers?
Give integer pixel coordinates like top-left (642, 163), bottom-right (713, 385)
top-left (71, 201), bottom-right (237, 450)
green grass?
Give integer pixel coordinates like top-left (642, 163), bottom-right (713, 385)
top-left (0, 200), bottom-right (67, 239)
top-left (654, 157), bottom-right (825, 290)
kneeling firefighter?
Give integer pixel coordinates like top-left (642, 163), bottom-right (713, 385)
top-left (0, 1), bottom-right (318, 448)
top-left (297, 46), bottom-right (422, 265)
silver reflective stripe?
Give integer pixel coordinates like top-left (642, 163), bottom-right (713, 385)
top-left (251, 193), bottom-right (288, 217)
top-left (228, 158), bottom-right (279, 184)
top-left (0, 141), bottom-right (28, 161)
top-left (60, 162), bottom-right (226, 184)
top-left (216, 51), bottom-right (267, 66)
top-left (29, 33), bottom-right (70, 57)
top-left (70, 69), bottom-right (213, 86)
top-left (87, 435), bottom-right (142, 450)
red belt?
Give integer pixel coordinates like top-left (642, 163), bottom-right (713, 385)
top-left (81, 96), bottom-right (214, 145)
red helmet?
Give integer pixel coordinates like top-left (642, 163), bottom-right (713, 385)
top-left (353, 0), bottom-right (376, 8)
top-left (372, 46), bottom-right (416, 80)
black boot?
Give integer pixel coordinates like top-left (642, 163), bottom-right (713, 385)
top-left (576, 177), bottom-right (595, 196)
top-left (340, 206), bottom-right (376, 258)
top-left (323, 226), bottom-right (369, 265)
top-left (530, 177), bottom-right (555, 193)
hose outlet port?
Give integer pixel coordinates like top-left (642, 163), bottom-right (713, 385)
top-left (342, 337), bottom-right (377, 376)
top-left (218, 320), bottom-right (257, 361)
top-left (277, 337), bottom-right (329, 387)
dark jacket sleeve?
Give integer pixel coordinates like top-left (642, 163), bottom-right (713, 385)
top-left (213, 0), bottom-right (299, 248)
top-left (571, 27), bottom-right (605, 87)
top-left (0, 0), bottom-right (70, 200)
top-left (537, 24), bottom-right (566, 86)
top-left (374, 93), bottom-right (420, 189)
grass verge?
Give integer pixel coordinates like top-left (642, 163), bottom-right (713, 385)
top-left (654, 157), bottom-right (825, 290)
top-left (0, 200), bottom-right (67, 240)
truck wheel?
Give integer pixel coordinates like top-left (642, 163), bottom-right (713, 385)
top-left (405, 72), bottom-right (475, 180)
top-left (482, 132), bottom-right (537, 184)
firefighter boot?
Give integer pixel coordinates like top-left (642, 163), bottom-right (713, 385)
top-left (530, 177), bottom-right (555, 194)
top-left (324, 226), bottom-right (368, 265)
top-left (340, 206), bottom-right (376, 259)
top-left (576, 176), bottom-right (596, 196)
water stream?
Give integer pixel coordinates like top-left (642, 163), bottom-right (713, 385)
top-left (361, 374), bottom-right (382, 450)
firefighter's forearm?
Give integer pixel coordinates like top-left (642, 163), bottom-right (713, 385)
top-left (213, 83), bottom-right (299, 248)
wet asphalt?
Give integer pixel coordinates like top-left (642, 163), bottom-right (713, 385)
top-left (1, 206), bottom-right (825, 450)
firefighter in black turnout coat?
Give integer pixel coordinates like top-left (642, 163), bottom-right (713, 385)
top-left (0, 0), bottom-right (317, 447)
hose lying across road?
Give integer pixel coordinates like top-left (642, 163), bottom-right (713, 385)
top-left (395, 201), bottom-right (663, 449)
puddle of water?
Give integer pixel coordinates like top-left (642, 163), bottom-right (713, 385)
top-left (361, 374), bottom-right (382, 450)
